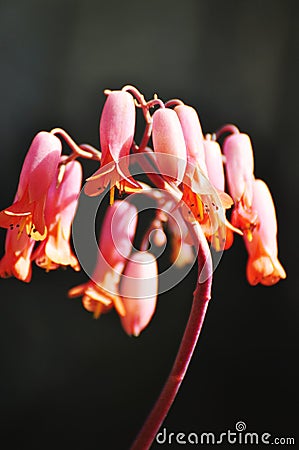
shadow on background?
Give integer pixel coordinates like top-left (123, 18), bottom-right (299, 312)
top-left (0, 1), bottom-right (298, 449)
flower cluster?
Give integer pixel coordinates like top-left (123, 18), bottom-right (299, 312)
top-left (0, 85), bottom-right (286, 336)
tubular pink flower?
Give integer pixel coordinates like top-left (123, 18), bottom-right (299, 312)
top-left (223, 132), bottom-right (254, 207)
top-left (203, 137), bottom-right (242, 250)
top-left (32, 158), bottom-right (82, 271)
top-left (152, 108), bottom-right (187, 185)
top-left (170, 114), bottom-right (231, 251)
top-left (223, 132), bottom-right (259, 241)
top-left (174, 104), bottom-right (208, 175)
top-left (119, 251), bottom-right (158, 336)
top-left (84, 90), bottom-right (140, 202)
top-left (0, 131), bottom-right (62, 239)
top-left (244, 179), bottom-right (286, 286)
top-left (203, 138), bottom-right (225, 192)
top-left (68, 200), bottom-right (138, 318)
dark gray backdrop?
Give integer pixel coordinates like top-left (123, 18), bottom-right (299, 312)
top-left (0, 1), bottom-right (297, 449)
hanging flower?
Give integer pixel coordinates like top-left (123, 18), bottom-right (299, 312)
top-left (203, 136), bottom-right (242, 250)
top-left (152, 107), bottom-right (187, 185)
top-left (244, 179), bottom-right (286, 285)
top-left (171, 104), bottom-right (229, 251)
top-left (174, 103), bottom-right (208, 175)
top-left (32, 158), bottom-right (82, 271)
top-left (0, 131), bottom-right (62, 240)
top-left (119, 251), bottom-right (158, 336)
top-left (68, 200), bottom-right (138, 318)
top-left (84, 90), bottom-right (140, 202)
top-left (223, 131), bottom-right (258, 241)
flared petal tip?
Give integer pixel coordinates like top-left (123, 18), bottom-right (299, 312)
top-left (246, 255), bottom-right (286, 286)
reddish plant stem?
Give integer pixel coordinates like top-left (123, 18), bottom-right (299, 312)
top-left (79, 143), bottom-right (102, 158)
top-left (123, 86), bottom-right (152, 151)
top-left (215, 123), bottom-right (240, 140)
top-left (139, 120), bottom-right (153, 153)
top-left (164, 99), bottom-right (185, 108)
top-left (50, 128), bottom-right (101, 161)
top-left (123, 85), bottom-right (165, 152)
top-left (130, 221), bottom-right (213, 450)
top-left (131, 145), bottom-right (182, 200)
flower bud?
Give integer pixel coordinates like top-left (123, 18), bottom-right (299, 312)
top-left (100, 90), bottom-right (136, 163)
top-left (174, 104), bottom-right (207, 175)
top-left (203, 138), bottom-right (225, 192)
top-left (152, 108), bottom-right (187, 184)
top-left (85, 90), bottom-right (139, 198)
top-left (119, 252), bottom-right (158, 336)
top-left (223, 133), bottom-right (254, 208)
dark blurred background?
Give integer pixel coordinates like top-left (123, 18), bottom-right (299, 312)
top-left (0, 1), bottom-right (298, 449)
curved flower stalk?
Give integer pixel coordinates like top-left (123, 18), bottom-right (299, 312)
top-left (84, 90), bottom-right (140, 202)
top-left (32, 158), bottom-right (82, 271)
top-left (119, 251), bottom-right (158, 336)
top-left (130, 215), bottom-right (213, 450)
top-left (68, 200), bottom-right (138, 319)
top-left (244, 179), bottom-right (286, 285)
top-left (0, 131), bottom-right (62, 240)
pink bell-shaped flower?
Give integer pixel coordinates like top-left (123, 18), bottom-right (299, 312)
top-left (222, 132), bottom-right (254, 207)
top-left (174, 104), bottom-right (208, 175)
top-left (68, 200), bottom-right (138, 318)
top-left (223, 132), bottom-right (258, 241)
top-left (119, 251), bottom-right (158, 336)
top-left (244, 179), bottom-right (286, 286)
top-left (84, 90), bottom-right (139, 202)
top-left (203, 137), bottom-right (242, 250)
top-left (167, 106), bottom-right (230, 251)
top-left (0, 131), bottom-right (62, 239)
top-left (152, 108), bottom-right (187, 185)
top-left (203, 138), bottom-right (225, 192)
top-left (32, 158), bottom-right (82, 271)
